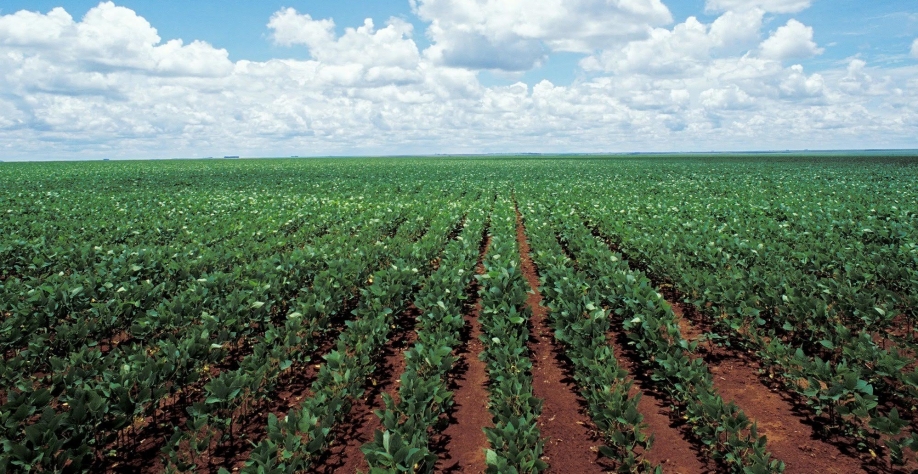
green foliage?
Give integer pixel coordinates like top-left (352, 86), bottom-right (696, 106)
top-left (362, 207), bottom-right (488, 473)
top-left (1, 155), bottom-right (917, 471)
top-left (523, 201), bottom-right (656, 473)
top-left (474, 197), bottom-right (546, 473)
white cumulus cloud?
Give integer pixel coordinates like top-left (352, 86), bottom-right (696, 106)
top-left (709, 9), bottom-right (766, 51)
top-left (269, 9), bottom-right (420, 68)
top-left (412, 0), bottom-right (673, 71)
top-left (0, 2), bottom-right (916, 159)
top-left (779, 64), bottom-right (825, 99)
top-left (0, 2), bottom-right (232, 77)
top-left (701, 85), bottom-right (756, 110)
top-left (580, 9), bottom-right (764, 75)
top-left (268, 9), bottom-right (336, 48)
top-left (0, 7), bottom-right (75, 46)
top-left (581, 17), bottom-right (711, 75)
top-left (912, 38), bottom-right (918, 59)
top-left (759, 19), bottom-right (823, 60)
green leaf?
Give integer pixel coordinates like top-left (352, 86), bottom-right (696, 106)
top-left (485, 449), bottom-right (497, 466)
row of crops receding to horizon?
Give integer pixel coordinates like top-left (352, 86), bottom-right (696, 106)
top-left (1, 155), bottom-right (917, 473)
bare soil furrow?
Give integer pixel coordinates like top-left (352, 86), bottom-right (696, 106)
top-left (605, 321), bottom-right (711, 474)
top-left (591, 223), bottom-right (871, 474)
top-left (704, 346), bottom-right (868, 474)
top-left (316, 304), bottom-right (421, 474)
top-left (515, 207), bottom-right (605, 473)
top-left (665, 286), bottom-right (871, 473)
top-left (437, 232), bottom-right (492, 474)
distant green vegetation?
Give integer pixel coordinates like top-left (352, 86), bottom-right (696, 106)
top-left (1, 155), bottom-right (917, 473)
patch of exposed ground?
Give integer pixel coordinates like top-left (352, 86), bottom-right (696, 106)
top-left (604, 320), bottom-right (712, 474)
top-left (589, 222), bottom-right (876, 473)
top-left (667, 291), bottom-right (871, 474)
top-left (437, 231), bottom-right (492, 474)
top-left (315, 304), bottom-right (421, 474)
top-left (516, 207), bottom-right (606, 473)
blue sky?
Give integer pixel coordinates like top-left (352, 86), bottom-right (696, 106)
top-left (4, 1), bottom-right (914, 79)
top-left (0, 0), bottom-right (917, 159)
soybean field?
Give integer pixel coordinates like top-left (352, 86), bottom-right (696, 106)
top-left (2, 155), bottom-right (918, 474)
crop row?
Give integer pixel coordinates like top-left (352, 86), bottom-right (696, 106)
top-left (161, 210), bottom-right (447, 470)
top-left (0, 205), bottom-right (424, 472)
top-left (531, 196), bottom-right (785, 473)
top-left (236, 202), bottom-right (472, 473)
top-left (361, 205), bottom-right (490, 472)
top-left (578, 192), bottom-right (918, 465)
top-left (476, 196), bottom-right (545, 473)
top-left (0, 191), bottom-right (346, 347)
top-left (0, 202), bottom-right (385, 389)
top-left (3, 156), bottom-right (917, 473)
top-left (519, 200), bottom-right (656, 473)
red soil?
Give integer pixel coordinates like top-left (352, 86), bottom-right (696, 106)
top-left (668, 296), bottom-right (871, 474)
top-left (437, 232), bottom-right (492, 473)
top-left (604, 323), bottom-right (711, 474)
top-left (707, 350), bottom-right (869, 474)
top-left (316, 304), bottom-right (421, 473)
top-left (667, 296), bottom-right (704, 342)
top-left (515, 208), bottom-right (606, 473)
top-left (97, 329), bottom-right (133, 355)
top-left (588, 224), bottom-right (873, 473)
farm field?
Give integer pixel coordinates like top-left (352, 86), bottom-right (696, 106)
top-left (1, 154), bottom-right (918, 473)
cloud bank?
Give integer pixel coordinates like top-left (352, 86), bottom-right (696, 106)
top-left (0, 1), bottom-right (916, 160)
top-left (412, 0), bottom-right (673, 70)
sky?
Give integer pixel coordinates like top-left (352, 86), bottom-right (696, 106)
top-left (0, 1), bottom-right (917, 160)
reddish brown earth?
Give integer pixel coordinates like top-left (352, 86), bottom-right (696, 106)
top-left (604, 320), bottom-right (712, 474)
top-left (879, 314), bottom-right (916, 348)
top-left (556, 219), bottom-right (711, 472)
top-left (666, 290), bottom-right (872, 474)
top-left (666, 294), bottom-right (705, 342)
top-left (705, 349), bottom-right (869, 474)
top-left (515, 208), bottom-right (607, 473)
top-left (437, 231), bottom-right (492, 474)
top-left (97, 329), bottom-right (133, 355)
top-left (317, 304), bottom-right (421, 474)
top-left (587, 223), bottom-right (876, 473)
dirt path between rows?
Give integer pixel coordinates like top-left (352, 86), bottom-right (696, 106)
top-left (604, 318), bottom-right (712, 474)
top-left (515, 207), bottom-right (606, 473)
top-left (437, 231), bottom-right (492, 473)
top-left (589, 222), bottom-right (876, 473)
top-left (316, 304), bottom-right (421, 473)
top-left (666, 292), bottom-right (870, 474)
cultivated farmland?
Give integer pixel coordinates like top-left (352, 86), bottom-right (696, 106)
top-left (1, 155), bottom-right (917, 473)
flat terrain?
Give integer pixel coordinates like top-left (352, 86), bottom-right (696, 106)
top-left (1, 154), bottom-right (917, 473)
